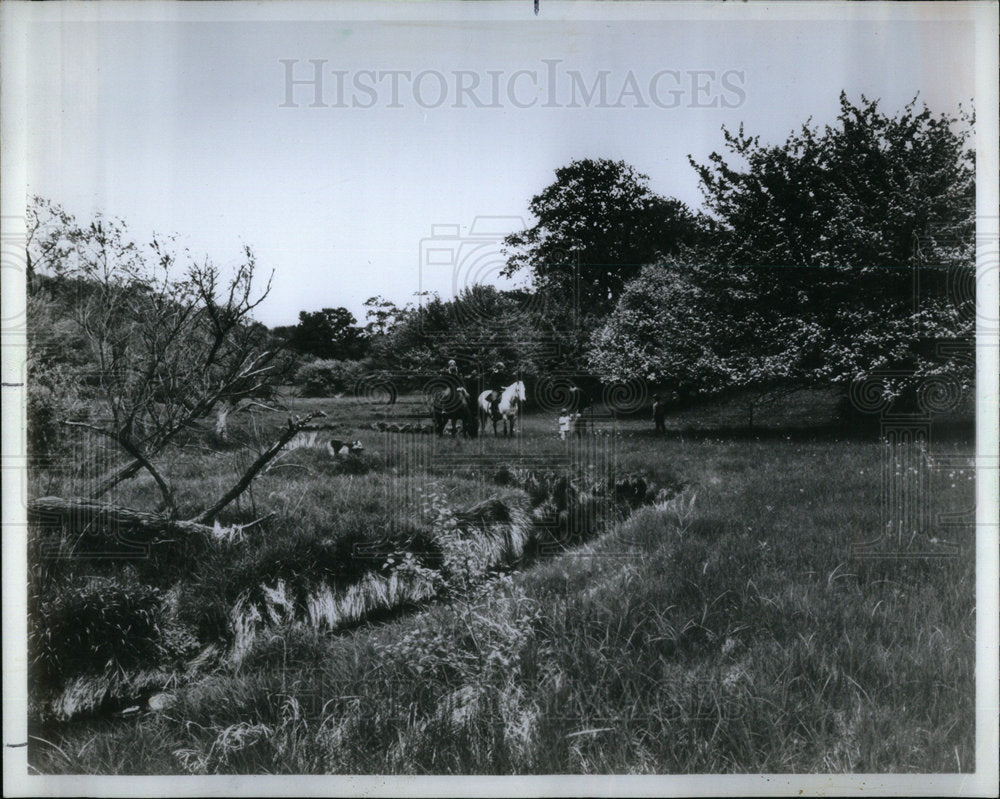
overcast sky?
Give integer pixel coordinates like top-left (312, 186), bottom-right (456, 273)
top-left (13, 2), bottom-right (980, 328)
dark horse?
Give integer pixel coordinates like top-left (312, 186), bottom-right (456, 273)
top-left (431, 384), bottom-right (478, 438)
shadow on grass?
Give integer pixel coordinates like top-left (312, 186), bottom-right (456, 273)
top-left (637, 418), bottom-right (974, 443)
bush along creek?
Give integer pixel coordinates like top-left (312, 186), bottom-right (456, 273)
top-left (28, 466), bottom-right (679, 726)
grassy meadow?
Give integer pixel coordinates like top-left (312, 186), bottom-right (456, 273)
top-left (27, 388), bottom-right (976, 774)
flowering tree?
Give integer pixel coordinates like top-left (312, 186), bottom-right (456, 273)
top-left (688, 93), bottom-right (975, 402)
top-left (588, 260), bottom-right (809, 425)
top-left (591, 95), bottom-right (975, 417)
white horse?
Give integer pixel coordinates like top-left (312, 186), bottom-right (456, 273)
top-left (478, 380), bottom-right (527, 437)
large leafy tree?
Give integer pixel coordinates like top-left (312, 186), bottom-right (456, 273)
top-left (281, 307), bottom-right (368, 360)
top-left (592, 95), bottom-right (975, 408)
top-left (692, 93), bottom-right (973, 274)
top-left (688, 93), bottom-right (975, 396)
top-left (502, 158), bottom-right (703, 325)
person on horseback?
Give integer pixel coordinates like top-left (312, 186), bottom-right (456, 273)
top-left (487, 360), bottom-right (507, 418)
top-left (432, 357), bottom-right (477, 437)
top-left (441, 357), bottom-right (467, 411)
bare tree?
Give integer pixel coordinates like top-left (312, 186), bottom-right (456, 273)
top-left (27, 198), bottom-right (298, 522)
top-left (25, 197), bottom-right (80, 294)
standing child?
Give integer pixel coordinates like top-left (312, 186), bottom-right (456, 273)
top-left (558, 408), bottom-right (573, 440)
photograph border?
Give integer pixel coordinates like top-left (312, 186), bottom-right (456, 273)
top-left (2, 1), bottom-right (997, 796)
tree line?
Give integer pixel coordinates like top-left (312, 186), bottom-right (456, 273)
top-left (28, 93), bottom-right (975, 436)
top-left (288, 94), bottom-right (974, 415)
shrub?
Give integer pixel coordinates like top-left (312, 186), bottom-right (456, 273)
top-left (30, 576), bottom-right (164, 687)
top-left (26, 380), bottom-right (61, 456)
top-left (26, 361), bottom-right (86, 459)
top-left (295, 359), bottom-right (365, 397)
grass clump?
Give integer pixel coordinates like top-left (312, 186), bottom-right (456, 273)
top-left (31, 576), bottom-right (164, 689)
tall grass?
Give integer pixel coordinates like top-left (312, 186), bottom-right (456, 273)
top-left (27, 398), bottom-right (975, 773)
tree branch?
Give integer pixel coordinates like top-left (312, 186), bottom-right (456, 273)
top-left (63, 420), bottom-right (179, 517)
top-left (92, 458), bottom-right (144, 499)
top-left (191, 411), bottom-right (324, 525)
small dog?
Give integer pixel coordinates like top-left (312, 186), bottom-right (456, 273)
top-left (328, 438), bottom-right (364, 457)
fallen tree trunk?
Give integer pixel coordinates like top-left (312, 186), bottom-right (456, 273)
top-left (29, 496), bottom-right (215, 543)
top-left (32, 411), bottom-right (325, 541)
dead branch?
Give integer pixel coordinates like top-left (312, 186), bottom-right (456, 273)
top-left (29, 496), bottom-right (214, 543)
top-left (63, 420), bottom-right (179, 517)
top-left (192, 411), bottom-right (324, 525)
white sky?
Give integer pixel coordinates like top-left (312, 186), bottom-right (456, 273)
top-left (13, 2), bottom-right (979, 328)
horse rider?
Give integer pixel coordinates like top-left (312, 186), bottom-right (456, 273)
top-left (486, 360), bottom-right (508, 418)
top-left (442, 358), bottom-right (466, 408)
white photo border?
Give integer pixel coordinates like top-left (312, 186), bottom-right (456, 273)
top-left (2, 1), bottom-right (997, 796)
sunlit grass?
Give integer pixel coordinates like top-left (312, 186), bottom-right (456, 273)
top-left (27, 391), bottom-right (975, 774)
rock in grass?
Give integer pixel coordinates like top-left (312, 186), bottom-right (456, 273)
top-left (147, 692), bottom-right (176, 712)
